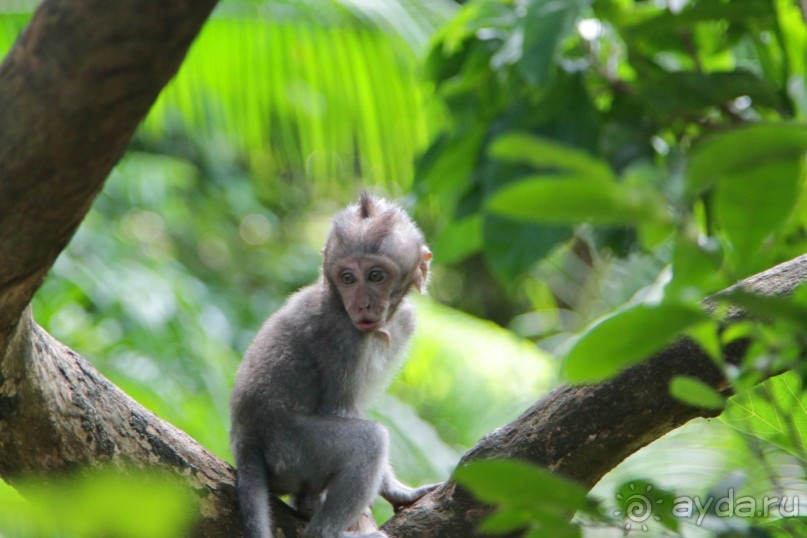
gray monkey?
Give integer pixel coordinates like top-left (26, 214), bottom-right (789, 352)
top-left (230, 192), bottom-right (437, 538)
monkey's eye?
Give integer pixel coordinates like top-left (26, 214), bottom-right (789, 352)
top-left (367, 269), bottom-right (386, 283)
top-left (340, 271), bottom-right (357, 285)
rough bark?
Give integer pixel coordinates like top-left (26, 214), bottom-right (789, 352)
top-left (0, 0), bottom-right (218, 350)
top-left (2, 1), bottom-right (807, 537)
top-left (0, 310), bottom-right (304, 536)
top-left (382, 253), bottom-right (807, 537)
top-left (0, 0), bottom-right (263, 535)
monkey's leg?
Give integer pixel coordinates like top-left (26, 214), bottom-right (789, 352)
top-left (379, 467), bottom-right (439, 510)
top-left (293, 416), bottom-right (389, 538)
top-left (234, 443), bottom-right (272, 538)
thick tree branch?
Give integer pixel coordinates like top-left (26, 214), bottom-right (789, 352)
top-left (382, 253), bottom-right (807, 537)
top-left (0, 309), bottom-right (304, 536)
top-left (2, 1), bottom-right (807, 537)
top-left (3, 255), bottom-right (803, 536)
top-left (0, 0), bottom-right (218, 350)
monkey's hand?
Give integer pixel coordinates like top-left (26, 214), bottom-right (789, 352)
top-left (380, 480), bottom-right (441, 512)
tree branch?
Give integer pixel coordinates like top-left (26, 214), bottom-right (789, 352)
top-left (382, 254), bottom-right (807, 537)
top-left (0, 0), bottom-right (218, 350)
top-left (2, 2), bottom-right (807, 537)
top-left (0, 309), bottom-right (305, 536)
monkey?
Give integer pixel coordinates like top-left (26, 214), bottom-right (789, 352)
top-left (230, 192), bottom-right (438, 538)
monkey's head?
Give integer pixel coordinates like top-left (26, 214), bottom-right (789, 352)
top-left (323, 192), bottom-right (431, 333)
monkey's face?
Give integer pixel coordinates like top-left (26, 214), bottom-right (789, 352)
top-left (331, 254), bottom-right (402, 333)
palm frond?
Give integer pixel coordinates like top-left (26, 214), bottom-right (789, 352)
top-left (148, 1), bottom-right (455, 188)
top-left (0, 1), bottom-right (456, 190)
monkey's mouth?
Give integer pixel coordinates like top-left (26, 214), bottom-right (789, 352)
top-left (355, 319), bottom-right (381, 332)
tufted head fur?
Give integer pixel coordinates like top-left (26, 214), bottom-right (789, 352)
top-left (322, 191), bottom-right (427, 281)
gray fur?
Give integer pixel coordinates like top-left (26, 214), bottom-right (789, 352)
top-left (230, 194), bottom-right (436, 538)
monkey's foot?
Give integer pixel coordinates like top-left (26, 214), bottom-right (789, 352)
top-left (387, 482), bottom-right (441, 513)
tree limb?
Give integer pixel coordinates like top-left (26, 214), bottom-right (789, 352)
top-left (0, 309), bottom-right (305, 536)
top-left (0, 0), bottom-right (218, 350)
top-left (382, 253), bottom-right (807, 537)
top-left (2, 1), bottom-right (807, 537)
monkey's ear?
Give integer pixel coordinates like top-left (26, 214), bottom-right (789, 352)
top-left (414, 247), bottom-right (432, 293)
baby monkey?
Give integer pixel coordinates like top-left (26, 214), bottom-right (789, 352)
top-left (230, 192), bottom-right (437, 538)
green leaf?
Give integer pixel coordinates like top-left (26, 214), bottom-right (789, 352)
top-left (564, 304), bottom-right (707, 383)
top-left (722, 372), bottom-right (807, 460)
top-left (666, 235), bottom-right (726, 301)
top-left (490, 132), bottom-right (615, 182)
top-left (687, 123), bottom-right (807, 194)
top-left (759, 516), bottom-right (807, 536)
top-left (669, 376), bottom-right (725, 410)
top-left (714, 159), bottom-right (802, 267)
top-left (454, 459), bottom-right (590, 512)
top-left (685, 321), bottom-right (722, 364)
top-left (525, 525), bottom-right (580, 538)
top-left (432, 1), bottom-right (516, 60)
top-left (477, 507), bottom-right (582, 538)
top-left (24, 467), bottom-right (196, 537)
top-left (478, 509), bottom-right (534, 534)
top-left (486, 177), bottom-right (664, 225)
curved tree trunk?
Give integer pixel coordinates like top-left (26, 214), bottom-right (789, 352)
top-left (2, 1), bottom-right (807, 537)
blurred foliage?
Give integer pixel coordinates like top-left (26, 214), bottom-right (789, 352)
top-left (0, 466), bottom-right (196, 537)
top-left (397, 296), bottom-right (554, 447)
top-left (417, 0), bottom-right (807, 322)
top-left (412, 0), bottom-right (807, 536)
top-left (141, 2), bottom-right (444, 192)
top-left (0, 0), bottom-right (557, 534)
top-left (3, 0), bottom-right (807, 536)
top-left (455, 459), bottom-right (599, 537)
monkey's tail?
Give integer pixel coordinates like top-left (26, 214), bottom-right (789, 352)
top-left (235, 445), bottom-right (273, 538)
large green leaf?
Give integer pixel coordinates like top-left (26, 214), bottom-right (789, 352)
top-left (454, 459), bottom-right (592, 536)
top-left (564, 303), bottom-right (708, 383)
top-left (18, 467), bottom-right (196, 537)
top-left (489, 132), bottom-right (615, 182)
top-left (685, 123), bottom-right (807, 273)
top-left (713, 159), bottom-right (803, 268)
top-left (722, 372), bottom-right (807, 460)
top-left (687, 123), bottom-right (807, 194)
top-left (666, 235), bottom-right (726, 301)
top-left (619, 0), bottom-right (775, 42)
top-left (486, 177), bottom-right (665, 225)
top-left (454, 459), bottom-right (590, 510)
